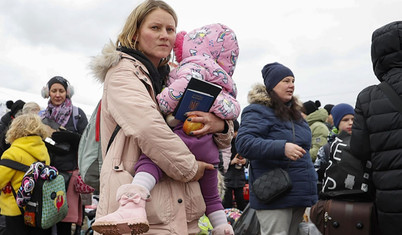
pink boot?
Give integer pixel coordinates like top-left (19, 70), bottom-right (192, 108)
top-left (92, 184), bottom-right (150, 235)
top-left (211, 223), bottom-right (234, 235)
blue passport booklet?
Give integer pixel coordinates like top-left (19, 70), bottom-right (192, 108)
top-left (173, 77), bottom-right (222, 121)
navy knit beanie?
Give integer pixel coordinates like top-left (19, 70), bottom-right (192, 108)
top-left (261, 62), bottom-right (294, 91)
top-left (331, 103), bottom-right (355, 129)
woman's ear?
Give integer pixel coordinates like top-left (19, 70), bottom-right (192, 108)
top-left (132, 33), bottom-right (138, 42)
top-left (132, 35), bottom-right (139, 49)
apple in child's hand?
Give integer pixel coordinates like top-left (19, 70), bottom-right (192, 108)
top-left (183, 115), bottom-right (204, 135)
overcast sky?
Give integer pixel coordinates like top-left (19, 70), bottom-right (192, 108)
top-left (1, 0), bottom-right (401, 116)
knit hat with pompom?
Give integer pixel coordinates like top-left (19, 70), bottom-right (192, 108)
top-left (6, 100), bottom-right (26, 117)
top-left (173, 31), bottom-right (187, 63)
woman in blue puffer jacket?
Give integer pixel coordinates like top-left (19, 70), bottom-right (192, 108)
top-left (236, 62), bottom-right (317, 235)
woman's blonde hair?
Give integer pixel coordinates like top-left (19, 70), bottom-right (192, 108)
top-left (6, 114), bottom-right (50, 144)
top-left (116, 0), bottom-right (178, 66)
top-left (22, 102), bottom-right (41, 115)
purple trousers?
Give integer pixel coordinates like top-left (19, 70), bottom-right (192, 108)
top-left (134, 123), bottom-right (223, 215)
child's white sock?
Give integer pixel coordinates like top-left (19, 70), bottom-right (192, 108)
top-left (208, 210), bottom-right (228, 228)
top-left (132, 172), bottom-right (156, 192)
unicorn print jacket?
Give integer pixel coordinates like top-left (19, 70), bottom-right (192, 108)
top-left (157, 23), bottom-right (241, 120)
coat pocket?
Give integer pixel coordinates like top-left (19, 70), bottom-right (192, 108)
top-left (146, 179), bottom-right (173, 224)
top-left (184, 181), bottom-right (206, 221)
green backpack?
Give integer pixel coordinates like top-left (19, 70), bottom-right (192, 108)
top-left (0, 159), bottom-right (68, 229)
top-left (78, 100), bottom-right (120, 194)
top-left (78, 101), bottom-right (102, 193)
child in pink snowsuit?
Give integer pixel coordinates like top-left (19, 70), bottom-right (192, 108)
top-left (135, 23), bottom-right (240, 232)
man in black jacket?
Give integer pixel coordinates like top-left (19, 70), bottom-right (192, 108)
top-left (350, 21), bottom-right (402, 235)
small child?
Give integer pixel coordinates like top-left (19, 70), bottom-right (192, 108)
top-left (94, 23), bottom-right (240, 235)
top-left (315, 103), bottom-right (373, 200)
top-left (315, 103), bottom-right (354, 192)
top-left (0, 114), bottom-right (51, 235)
top-left (222, 120), bottom-right (248, 211)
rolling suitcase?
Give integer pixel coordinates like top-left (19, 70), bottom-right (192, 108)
top-left (310, 199), bottom-right (377, 235)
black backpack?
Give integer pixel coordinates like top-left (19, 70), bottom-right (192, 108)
top-left (320, 132), bottom-right (374, 201)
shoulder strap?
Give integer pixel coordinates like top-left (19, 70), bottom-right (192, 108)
top-left (0, 159), bottom-right (27, 214)
top-left (72, 106), bottom-right (80, 131)
top-left (378, 81), bottom-right (402, 113)
top-left (94, 99), bottom-right (120, 154)
top-left (95, 100), bottom-right (102, 142)
top-left (106, 125), bottom-right (121, 153)
top-left (0, 159), bottom-right (29, 172)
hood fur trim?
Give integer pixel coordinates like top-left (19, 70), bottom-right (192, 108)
top-left (89, 40), bottom-right (121, 83)
top-left (247, 83), bottom-right (271, 107)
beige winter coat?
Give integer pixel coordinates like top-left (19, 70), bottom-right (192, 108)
top-left (90, 42), bottom-right (233, 234)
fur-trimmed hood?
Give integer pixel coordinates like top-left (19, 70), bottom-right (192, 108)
top-left (247, 83), bottom-right (272, 107)
top-left (89, 40), bottom-right (122, 83)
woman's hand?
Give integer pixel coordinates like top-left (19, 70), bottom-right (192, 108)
top-left (285, 143), bottom-right (306, 161)
top-left (185, 111), bottom-right (225, 137)
top-left (191, 161), bottom-right (215, 181)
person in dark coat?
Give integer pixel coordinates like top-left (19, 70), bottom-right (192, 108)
top-left (0, 100), bottom-right (25, 155)
top-left (350, 21), bottom-right (402, 235)
top-left (222, 120), bottom-right (247, 211)
top-left (236, 62), bottom-right (317, 235)
top-left (40, 76), bottom-right (88, 235)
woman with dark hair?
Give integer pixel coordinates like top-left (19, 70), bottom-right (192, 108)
top-left (41, 76), bottom-right (88, 235)
top-left (41, 76), bottom-right (88, 133)
top-left (236, 62), bottom-right (317, 235)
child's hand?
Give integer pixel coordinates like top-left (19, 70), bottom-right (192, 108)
top-left (166, 114), bottom-right (180, 127)
top-left (191, 161), bottom-right (214, 181)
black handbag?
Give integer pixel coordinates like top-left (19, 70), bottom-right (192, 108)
top-left (252, 167), bottom-right (292, 204)
top-left (250, 121), bottom-right (295, 204)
